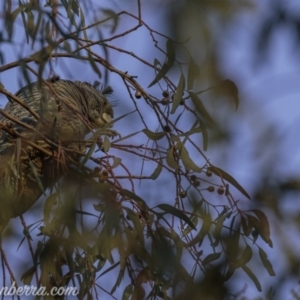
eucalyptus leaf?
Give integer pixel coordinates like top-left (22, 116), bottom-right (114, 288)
top-left (207, 166), bottom-right (251, 200)
top-left (142, 129), bottom-right (166, 141)
top-left (171, 73), bottom-right (185, 114)
top-left (157, 204), bottom-right (196, 230)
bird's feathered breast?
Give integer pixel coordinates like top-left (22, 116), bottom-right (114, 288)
top-left (0, 79), bottom-right (114, 228)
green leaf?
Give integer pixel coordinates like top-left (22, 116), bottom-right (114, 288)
top-left (188, 213), bottom-right (211, 246)
top-left (120, 189), bottom-right (148, 212)
top-left (101, 9), bottom-right (119, 33)
top-left (63, 41), bottom-right (72, 52)
top-left (103, 135), bottom-right (111, 152)
top-left (21, 266), bottom-right (36, 285)
top-left (258, 247), bottom-right (275, 276)
top-left (237, 244), bottom-right (252, 266)
top-left (250, 209), bottom-right (272, 247)
top-left (166, 38), bottom-right (176, 59)
top-left (124, 208), bottom-right (145, 245)
top-left (75, 209), bottom-right (98, 218)
top-left (153, 58), bottom-right (161, 69)
top-left (142, 129), bottom-right (166, 141)
top-left (61, 0), bottom-right (79, 26)
top-left (189, 92), bottom-right (214, 125)
top-left (69, 0), bottom-right (79, 15)
top-left (166, 147), bottom-right (179, 169)
top-left (241, 216), bottom-right (252, 236)
top-left (218, 79), bottom-right (239, 110)
top-left (43, 193), bottom-right (58, 225)
top-left (202, 252), bottom-right (222, 266)
top-left (182, 215), bottom-right (198, 237)
top-left (148, 39), bottom-right (175, 88)
top-left (95, 182), bottom-right (113, 194)
top-left (226, 230), bottom-right (240, 263)
top-left (112, 157), bottom-right (122, 168)
top-left (180, 120), bottom-right (202, 139)
top-left (171, 73), bottom-right (185, 114)
top-left (30, 11), bottom-right (42, 47)
top-left (111, 261), bottom-right (126, 294)
top-left (213, 214), bottom-right (226, 239)
top-left (171, 229), bottom-right (183, 260)
top-left (207, 166), bottom-right (251, 200)
top-left (200, 119), bottom-right (208, 151)
top-left (19, 1), bottom-right (28, 43)
top-left (148, 63), bottom-right (171, 88)
top-left (98, 262), bottom-right (120, 279)
top-left (179, 143), bottom-right (202, 172)
top-left (187, 57), bottom-right (200, 90)
top-left (113, 130), bottom-right (141, 143)
top-left (246, 213), bottom-right (272, 247)
top-left (151, 160), bottom-right (163, 180)
top-left (88, 52), bottom-right (102, 77)
top-left (80, 140), bottom-right (96, 167)
top-left (157, 204), bottom-right (196, 230)
top-left (122, 284), bottom-right (134, 300)
top-left (241, 265), bottom-right (262, 292)
top-left (26, 10), bottom-right (35, 39)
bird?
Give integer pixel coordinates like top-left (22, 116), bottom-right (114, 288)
top-left (0, 78), bottom-right (114, 233)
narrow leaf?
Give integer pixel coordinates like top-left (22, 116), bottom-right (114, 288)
top-left (241, 216), bottom-right (252, 236)
top-left (122, 284), bottom-right (134, 300)
top-left (21, 266), bottom-right (36, 285)
top-left (213, 215), bottom-right (226, 239)
top-left (171, 73), bottom-right (185, 114)
top-left (142, 129), bottom-right (166, 141)
top-left (112, 157), bottom-right (122, 168)
top-left (166, 147), bottom-right (179, 169)
top-left (247, 214), bottom-right (272, 247)
top-left (113, 130), bottom-right (141, 143)
top-left (237, 244), bottom-right (252, 266)
top-left (182, 215), bottom-right (198, 237)
top-left (157, 204), bottom-right (196, 230)
top-left (148, 39), bottom-right (175, 88)
top-left (188, 213), bottom-right (212, 246)
top-left (208, 166), bottom-right (251, 200)
top-left (187, 57), bottom-right (200, 90)
top-left (101, 9), bottom-right (119, 33)
top-left (258, 247), bottom-right (275, 276)
top-left (200, 119), bottom-right (208, 151)
top-left (202, 252), bottom-right (222, 266)
top-left (43, 193), bottom-right (58, 225)
top-left (171, 229), bottom-right (183, 260)
top-left (242, 265), bottom-right (262, 292)
top-left (98, 262), bottom-right (120, 279)
top-left (218, 79), bottom-right (239, 110)
top-left (120, 189), bottom-right (148, 212)
top-left (250, 209), bottom-right (272, 247)
top-left (189, 92), bottom-right (214, 125)
top-left (111, 262), bottom-right (126, 294)
top-left (80, 140), bottom-right (96, 167)
top-left (166, 38), bottom-right (176, 60)
top-left (88, 52), bottom-right (102, 77)
top-left (179, 144), bottom-right (202, 172)
top-left (63, 41), bottom-right (72, 52)
top-left (150, 160), bottom-right (163, 180)
top-left (103, 135), bottom-right (111, 152)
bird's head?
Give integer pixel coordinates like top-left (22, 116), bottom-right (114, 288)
top-left (77, 82), bottom-right (115, 129)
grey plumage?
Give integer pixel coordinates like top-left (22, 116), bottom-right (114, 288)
top-left (0, 79), bottom-right (114, 231)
